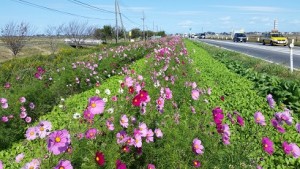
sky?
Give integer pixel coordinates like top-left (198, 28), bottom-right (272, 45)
top-left (0, 0), bottom-right (300, 34)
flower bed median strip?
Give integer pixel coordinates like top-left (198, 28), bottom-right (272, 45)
top-left (1, 38), bottom-right (299, 168)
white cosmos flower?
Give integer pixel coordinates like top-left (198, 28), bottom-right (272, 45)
top-left (118, 88), bottom-right (124, 94)
top-left (118, 80), bottom-right (123, 84)
top-left (107, 108), bottom-right (114, 114)
top-left (95, 89), bottom-right (100, 94)
top-left (58, 105), bottom-right (64, 108)
top-left (103, 98), bottom-right (108, 102)
top-left (105, 89), bottom-right (111, 95)
top-left (73, 113), bottom-right (81, 119)
top-left (154, 81), bottom-right (160, 88)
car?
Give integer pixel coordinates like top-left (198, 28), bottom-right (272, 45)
top-left (199, 33), bottom-right (206, 39)
top-left (261, 32), bottom-right (288, 46)
top-left (233, 33), bottom-right (247, 42)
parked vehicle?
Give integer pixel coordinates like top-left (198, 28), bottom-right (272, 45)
top-left (261, 32), bottom-right (288, 46)
top-left (233, 33), bottom-right (247, 42)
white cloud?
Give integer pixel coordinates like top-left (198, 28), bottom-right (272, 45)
top-left (214, 5), bottom-right (283, 13)
top-left (177, 20), bottom-right (197, 28)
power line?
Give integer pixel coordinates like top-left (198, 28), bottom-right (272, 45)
top-left (11, 0), bottom-right (113, 20)
top-left (67, 0), bottom-right (115, 14)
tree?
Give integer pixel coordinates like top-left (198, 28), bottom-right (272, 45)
top-left (130, 28), bottom-right (142, 39)
top-left (46, 25), bottom-right (63, 55)
top-left (157, 31), bottom-right (166, 37)
top-left (63, 20), bottom-right (94, 48)
top-left (0, 22), bottom-right (32, 57)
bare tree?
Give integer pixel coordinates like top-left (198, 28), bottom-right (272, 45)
top-left (63, 20), bottom-right (94, 48)
top-left (46, 24), bottom-right (63, 55)
top-left (0, 22), bottom-right (32, 57)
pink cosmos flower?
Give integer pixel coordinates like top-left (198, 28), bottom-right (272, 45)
top-left (29, 102), bottom-right (35, 109)
top-left (282, 141), bottom-right (292, 155)
top-left (120, 115), bottom-right (129, 128)
top-left (296, 123), bottom-right (300, 133)
top-left (271, 118), bottom-right (285, 133)
top-left (0, 160), bottom-right (2, 169)
top-left (290, 143), bottom-right (300, 158)
top-left (262, 137), bottom-right (274, 155)
top-left (47, 129), bottom-right (71, 155)
top-left (37, 120), bottom-right (52, 138)
top-left (138, 122), bottom-right (148, 137)
top-left (192, 138), bottom-right (204, 155)
top-left (19, 97), bottom-right (26, 103)
top-left (124, 76), bottom-right (134, 87)
top-left (116, 159), bottom-right (127, 169)
top-left (254, 112), bottom-right (266, 126)
top-left (106, 120), bottom-right (114, 131)
top-left (21, 158), bottom-right (40, 169)
top-left (146, 129), bottom-right (154, 143)
top-left (25, 127), bottom-right (37, 140)
top-left (25, 116), bottom-right (32, 123)
top-left (1, 103), bottom-right (8, 109)
top-left (85, 128), bottom-right (98, 139)
top-left (191, 89), bottom-right (200, 100)
top-left (15, 153), bottom-right (25, 163)
top-left (4, 82), bottom-right (11, 89)
top-left (111, 96), bottom-right (118, 102)
top-left (266, 94), bottom-right (275, 109)
top-left (154, 128), bottom-right (163, 138)
top-left (148, 164), bottom-right (156, 169)
top-left (54, 160), bottom-right (73, 169)
top-left (222, 124), bottom-right (231, 145)
top-left (20, 111), bottom-right (27, 119)
top-left (134, 135), bottom-right (142, 148)
top-left (88, 96), bottom-right (105, 115)
top-left (191, 82), bottom-right (197, 89)
top-left (1, 116), bottom-right (8, 123)
top-left (138, 75), bottom-right (143, 81)
top-left (116, 131), bottom-right (128, 144)
top-left (207, 88), bottom-right (212, 95)
top-left (83, 109), bottom-right (95, 120)
top-left (165, 88), bottom-right (173, 100)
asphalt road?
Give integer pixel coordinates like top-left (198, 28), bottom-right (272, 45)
top-left (196, 39), bottom-right (300, 69)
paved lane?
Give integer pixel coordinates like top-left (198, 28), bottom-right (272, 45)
top-left (197, 39), bottom-right (300, 69)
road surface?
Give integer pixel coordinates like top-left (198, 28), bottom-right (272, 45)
top-left (197, 39), bottom-right (300, 69)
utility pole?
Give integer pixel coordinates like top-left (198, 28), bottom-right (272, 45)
top-left (141, 11), bottom-right (145, 41)
top-left (115, 0), bottom-right (118, 43)
top-left (116, 0), bottom-right (126, 41)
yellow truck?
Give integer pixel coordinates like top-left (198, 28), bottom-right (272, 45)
top-left (262, 31), bottom-right (288, 46)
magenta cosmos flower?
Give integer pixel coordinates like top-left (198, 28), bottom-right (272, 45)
top-left (85, 128), bottom-right (98, 139)
top-left (47, 129), bottom-right (71, 155)
top-left (254, 112), bottom-right (266, 126)
top-left (87, 96), bottom-right (105, 115)
top-left (262, 137), bottom-right (274, 155)
top-left (116, 159), bottom-right (127, 169)
top-left (282, 141), bottom-right (292, 155)
top-left (54, 160), bottom-right (73, 169)
top-left (148, 164), bottom-right (156, 169)
top-left (192, 138), bottom-right (204, 155)
top-left (237, 115), bottom-right (245, 127)
top-left (296, 123), bottom-right (300, 133)
top-left (193, 160), bottom-right (201, 168)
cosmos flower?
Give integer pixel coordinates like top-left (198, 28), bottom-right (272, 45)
top-left (54, 160), bottom-right (73, 169)
top-left (192, 138), bottom-right (204, 155)
top-left (262, 137), bottom-right (274, 155)
top-left (95, 151), bottom-right (105, 166)
top-left (47, 129), bottom-right (71, 155)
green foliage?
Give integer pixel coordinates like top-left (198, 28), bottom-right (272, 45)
top-left (0, 42), bottom-right (155, 151)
